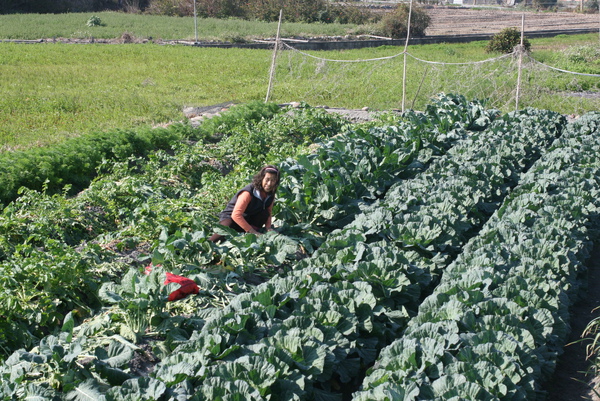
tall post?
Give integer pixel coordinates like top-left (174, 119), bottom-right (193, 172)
top-left (266, 9), bottom-right (283, 103)
top-left (515, 14), bottom-right (525, 111)
top-left (193, 0), bottom-right (198, 44)
top-left (401, 0), bottom-right (413, 113)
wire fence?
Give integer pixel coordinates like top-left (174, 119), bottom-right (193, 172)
top-left (265, 6), bottom-right (600, 115)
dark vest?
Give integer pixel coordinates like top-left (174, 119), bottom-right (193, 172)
top-left (219, 184), bottom-right (274, 222)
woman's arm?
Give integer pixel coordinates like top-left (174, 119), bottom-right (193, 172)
top-left (265, 199), bottom-right (274, 231)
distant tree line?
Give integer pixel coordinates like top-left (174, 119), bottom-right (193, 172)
top-left (0, 0), bottom-right (131, 14)
top-left (0, 0), bottom-right (433, 39)
top-left (0, 0), bottom-right (376, 24)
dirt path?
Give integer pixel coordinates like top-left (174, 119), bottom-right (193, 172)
top-left (544, 245), bottom-right (600, 401)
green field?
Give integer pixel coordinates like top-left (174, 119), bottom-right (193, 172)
top-left (0, 11), bottom-right (363, 41)
top-left (0, 12), bottom-right (599, 151)
top-left (0, 42), bottom-right (273, 149)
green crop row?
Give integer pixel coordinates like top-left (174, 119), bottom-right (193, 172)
top-left (277, 94), bottom-right (497, 236)
top-left (0, 100), bottom-right (281, 207)
top-left (0, 96), bottom-right (569, 400)
top-left (0, 124), bottom-right (189, 206)
top-left (146, 102), bottom-right (562, 399)
top-left (4, 94), bottom-right (490, 392)
top-left (181, 105), bottom-right (564, 400)
top-left (0, 101), bottom-right (348, 354)
top-left (356, 111), bottom-right (600, 400)
top-left (0, 96), bottom-right (595, 401)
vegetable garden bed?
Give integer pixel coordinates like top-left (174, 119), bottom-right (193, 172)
top-left (0, 95), bottom-right (599, 400)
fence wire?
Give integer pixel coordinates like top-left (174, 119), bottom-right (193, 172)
top-left (270, 42), bottom-right (600, 115)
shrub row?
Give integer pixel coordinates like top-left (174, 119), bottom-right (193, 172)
top-left (2, 0), bottom-right (378, 25)
top-left (0, 124), bottom-right (193, 206)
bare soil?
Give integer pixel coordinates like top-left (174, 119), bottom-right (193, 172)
top-left (424, 7), bottom-right (600, 36)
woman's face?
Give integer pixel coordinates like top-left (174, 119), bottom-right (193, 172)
top-left (262, 172), bottom-right (278, 193)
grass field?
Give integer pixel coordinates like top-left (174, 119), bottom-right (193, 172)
top-left (1, 12), bottom-right (599, 151)
top-left (1, 42), bottom-right (273, 149)
top-left (0, 11), bottom-right (365, 41)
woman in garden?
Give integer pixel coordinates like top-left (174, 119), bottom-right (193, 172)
top-left (209, 165), bottom-right (280, 242)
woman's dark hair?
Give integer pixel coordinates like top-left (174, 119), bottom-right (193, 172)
top-left (252, 165), bottom-right (280, 194)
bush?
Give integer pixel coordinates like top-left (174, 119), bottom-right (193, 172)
top-left (585, 0), bottom-right (599, 13)
top-left (86, 15), bottom-right (103, 26)
top-left (379, 3), bottom-right (430, 39)
top-left (0, 0), bottom-right (69, 13)
top-left (195, 0), bottom-right (245, 19)
top-left (145, 0), bottom-right (376, 22)
top-left (485, 27), bottom-right (531, 54)
top-left (146, 0), bottom-right (194, 16)
top-left (244, 0), bottom-right (328, 23)
top-left (328, 2), bottom-right (378, 25)
top-left (0, 124), bottom-right (192, 206)
top-left (533, 0), bottom-right (557, 9)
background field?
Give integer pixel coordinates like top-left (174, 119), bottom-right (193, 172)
top-left (2, 32), bottom-right (599, 151)
top-left (0, 11), bottom-right (361, 41)
top-left (1, 10), bottom-right (599, 151)
top-left (0, 42), bottom-right (272, 149)
top-left (1, 8), bottom-right (598, 40)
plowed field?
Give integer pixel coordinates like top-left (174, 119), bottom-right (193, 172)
top-left (424, 7), bottom-right (599, 36)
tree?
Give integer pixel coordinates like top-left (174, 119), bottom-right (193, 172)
top-left (485, 27), bottom-right (531, 54)
top-left (379, 3), bottom-right (431, 39)
top-left (0, 0), bottom-right (123, 13)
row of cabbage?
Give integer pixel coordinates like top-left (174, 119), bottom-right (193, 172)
top-left (0, 95), bottom-right (495, 399)
top-left (135, 107), bottom-right (564, 400)
top-left (147, 95), bottom-right (489, 289)
top-left (165, 95), bottom-right (496, 284)
top-left (0, 101), bottom-right (571, 400)
top-left (276, 94), bottom-right (495, 237)
top-left (354, 111), bottom-right (600, 400)
top-left (125, 95), bottom-right (488, 278)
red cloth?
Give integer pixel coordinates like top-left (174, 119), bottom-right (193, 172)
top-left (145, 264), bottom-right (199, 301)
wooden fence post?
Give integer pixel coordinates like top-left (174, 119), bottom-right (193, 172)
top-left (515, 14), bottom-right (525, 111)
top-left (402, 0), bottom-right (414, 113)
top-left (265, 9), bottom-right (283, 103)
